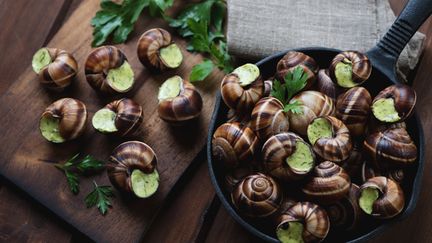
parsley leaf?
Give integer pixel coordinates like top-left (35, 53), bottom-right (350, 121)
top-left (190, 59), bottom-right (214, 82)
top-left (65, 170), bottom-right (80, 194)
top-left (85, 181), bottom-right (115, 215)
top-left (75, 155), bottom-right (105, 172)
top-left (271, 66), bottom-right (308, 114)
top-left (91, 0), bottom-right (173, 47)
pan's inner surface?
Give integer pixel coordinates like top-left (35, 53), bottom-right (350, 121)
top-left (207, 48), bottom-right (422, 242)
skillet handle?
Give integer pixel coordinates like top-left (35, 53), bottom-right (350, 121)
top-left (367, 0), bottom-right (432, 82)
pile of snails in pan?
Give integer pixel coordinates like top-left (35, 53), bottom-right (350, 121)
top-left (33, 28), bottom-right (203, 199)
top-left (212, 51), bottom-right (418, 242)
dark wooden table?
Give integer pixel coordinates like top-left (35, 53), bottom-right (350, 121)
top-left (1, 0), bottom-right (431, 242)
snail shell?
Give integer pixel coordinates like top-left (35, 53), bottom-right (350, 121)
top-left (221, 66), bottom-right (264, 116)
top-left (137, 28), bottom-right (182, 71)
top-left (276, 202), bottom-right (330, 243)
top-left (107, 141), bottom-right (158, 196)
top-left (363, 127), bottom-right (417, 168)
top-left (336, 87), bottom-right (372, 137)
top-left (250, 97), bottom-right (289, 141)
top-left (329, 51), bottom-right (371, 88)
top-left (263, 79), bottom-right (274, 97)
top-left (100, 98), bottom-right (143, 136)
top-left (262, 132), bottom-right (315, 181)
top-left (32, 48), bottom-right (78, 91)
top-left (40, 98), bottom-right (87, 143)
top-left (276, 51), bottom-right (319, 90)
top-left (361, 161), bottom-right (405, 184)
top-left (288, 91), bottom-right (335, 136)
top-left (302, 161), bottom-right (351, 204)
top-left (313, 69), bottom-right (340, 100)
top-left (85, 45), bottom-right (134, 94)
top-left (358, 176), bottom-right (405, 219)
top-left (308, 116), bottom-right (353, 162)
top-left (158, 76), bottom-right (203, 123)
top-left (372, 84), bottom-right (416, 123)
top-left (341, 142), bottom-right (364, 183)
top-left (225, 166), bottom-right (253, 192)
top-left (231, 173), bottom-right (283, 217)
top-left (212, 122), bottom-right (259, 169)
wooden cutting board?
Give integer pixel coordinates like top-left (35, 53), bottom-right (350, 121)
top-left (0, 1), bottom-right (223, 242)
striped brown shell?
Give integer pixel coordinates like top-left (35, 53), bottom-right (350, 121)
top-left (341, 142), bottom-right (364, 183)
top-left (40, 98), bottom-right (87, 141)
top-left (35, 48), bottom-right (77, 91)
top-left (361, 161), bottom-right (405, 184)
top-left (325, 184), bottom-right (363, 231)
top-left (262, 132), bottom-right (315, 181)
top-left (231, 173), bottom-right (282, 217)
top-left (225, 166), bottom-right (252, 192)
top-left (158, 78), bottom-right (203, 123)
top-left (276, 202), bottom-right (330, 242)
top-left (358, 176), bottom-right (405, 219)
top-left (107, 141), bottom-right (157, 194)
top-left (302, 161), bottom-right (351, 204)
top-left (263, 79), bottom-right (273, 97)
top-left (329, 51), bottom-right (371, 87)
top-left (366, 117), bottom-right (407, 135)
top-left (313, 69), bottom-right (340, 100)
top-left (221, 73), bottom-right (264, 116)
top-left (309, 116), bottom-right (353, 162)
top-left (137, 28), bottom-right (174, 71)
top-left (85, 45), bottom-right (132, 94)
top-left (372, 84), bottom-right (416, 122)
top-left (276, 51), bottom-right (319, 90)
top-left (336, 87), bottom-right (372, 137)
top-left (212, 122), bottom-right (259, 169)
top-left (226, 109), bottom-right (252, 127)
top-left (105, 98), bottom-right (143, 136)
top-left (363, 127), bottom-right (417, 168)
top-left (289, 91), bottom-right (335, 136)
top-left (250, 97), bottom-right (289, 141)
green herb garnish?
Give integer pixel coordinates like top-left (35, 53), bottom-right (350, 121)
top-left (54, 154), bottom-right (105, 194)
top-left (85, 181), bottom-right (115, 215)
top-left (189, 59), bottom-right (214, 82)
top-left (271, 66), bottom-right (308, 113)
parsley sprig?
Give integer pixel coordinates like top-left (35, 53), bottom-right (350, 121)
top-left (85, 181), bottom-right (115, 215)
top-left (54, 154), bottom-right (105, 194)
top-left (271, 66), bottom-right (308, 114)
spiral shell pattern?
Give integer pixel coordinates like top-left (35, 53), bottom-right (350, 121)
top-left (85, 45), bottom-right (129, 94)
top-left (373, 84), bottom-right (416, 122)
top-left (212, 122), bottom-right (259, 169)
top-left (276, 51), bottom-right (319, 90)
top-left (262, 132), bottom-right (315, 181)
top-left (336, 87), bottom-right (372, 137)
top-left (329, 51), bottom-right (371, 86)
top-left (105, 98), bottom-right (143, 136)
top-left (276, 202), bottom-right (330, 242)
top-left (359, 176), bottom-right (405, 219)
top-left (221, 73), bottom-right (264, 115)
top-left (231, 173), bottom-right (282, 217)
top-left (38, 48), bottom-right (77, 91)
top-left (107, 141), bottom-right (157, 194)
top-left (137, 28), bottom-right (172, 70)
top-left (251, 97), bottom-right (289, 141)
top-left (41, 98), bottom-right (87, 141)
top-left (158, 78), bottom-right (203, 123)
top-left (302, 161), bottom-right (351, 204)
top-left (363, 127), bottom-right (417, 168)
top-left (311, 116), bottom-right (353, 162)
top-left (289, 91), bottom-right (335, 136)
top-left (313, 69), bottom-right (339, 100)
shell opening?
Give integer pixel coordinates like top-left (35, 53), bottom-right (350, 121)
top-left (359, 187), bottom-right (379, 214)
top-left (159, 43), bottom-right (183, 68)
top-left (286, 141), bottom-right (314, 172)
top-left (158, 75), bottom-right (182, 101)
top-left (107, 61), bottom-right (135, 92)
top-left (372, 98), bottom-right (401, 123)
top-left (39, 115), bottom-right (65, 143)
top-left (335, 59), bottom-right (356, 88)
top-left (32, 48), bottom-right (52, 73)
top-left (307, 118), bottom-right (333, 145)
top-left (131, 169), bottom-right (160, 198)
top-left (276, 222), bottom-right (305, 243)
top-left (92, 108), bottom-right (118, 133)
top-left (232, 63), bottom-right (260, 87)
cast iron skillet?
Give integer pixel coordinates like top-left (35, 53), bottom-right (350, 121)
top-left (207, 0), bottom-right (431, 242)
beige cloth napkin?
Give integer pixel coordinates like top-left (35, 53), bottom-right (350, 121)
top-left (227, 0), bottom-right (425, 82)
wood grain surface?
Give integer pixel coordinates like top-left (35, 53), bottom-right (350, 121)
top-left (1, 0), bottom-right (432, 243)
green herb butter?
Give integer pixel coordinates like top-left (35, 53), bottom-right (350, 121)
top-left (372, 98), bottom-right (401, 123)
top-left (359, 187), bottom-right (379, 214)
top-left (276, 222), bottom-right (305, 243)
top-left (39, 116), bottom-right (65, 143)
top-left (131, 169), bottom-right (160, 198)
top-left (232, 63), bottom-right (260, 86)
top-left (32, 48), bottom-right (52, 73)
top-left (158, 75), bottom-right (182, 101)
top-left (307, 118), bottom-right (333, 145)
top-left (92, 108), bottom-right (118, 133)
top-left (160, 43), bottom-right (183, 68)
top-left (335, 59), bottom-right (356, 88)
top-left (286, 141), bottom-right (314, 171)
top-left (107, 61), bottom-right (134, 92)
